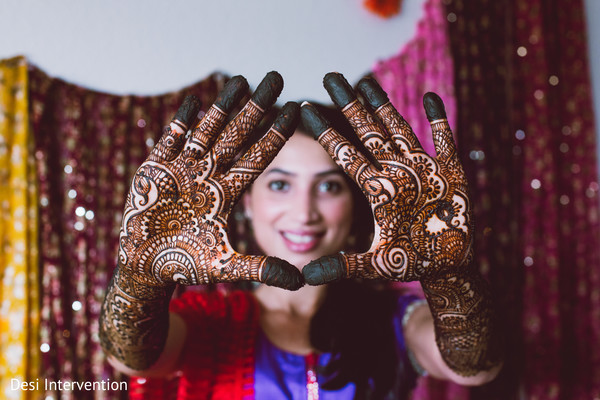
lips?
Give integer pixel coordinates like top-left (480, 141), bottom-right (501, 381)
top-left (280, 230), bottom-right (324, 252)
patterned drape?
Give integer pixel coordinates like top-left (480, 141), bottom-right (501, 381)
top-left (0, 56), bottom-right (40, 400)
top-left (27, 67), bottom-right (227, 399)
top-left (444, 0), bottom-right (600, 399)
top-left (375, 0), bottom-right (600, 398)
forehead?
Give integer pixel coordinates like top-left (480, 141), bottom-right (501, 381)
top-left (265, 132), bottom-right (339, 174)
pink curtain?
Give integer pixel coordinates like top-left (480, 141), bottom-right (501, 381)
top-left (28, 67), bottom-right (227, 399)
top-left (375, 0), bottom-right (600, 398)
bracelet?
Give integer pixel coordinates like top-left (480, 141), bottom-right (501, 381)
top-left (402, 299), bottom-right (428, 376)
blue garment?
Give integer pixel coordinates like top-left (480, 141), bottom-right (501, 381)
top-left (254, 294), bottom-right (421, 399)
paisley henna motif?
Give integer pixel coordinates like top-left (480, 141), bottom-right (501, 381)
top-left (101, 73), bottom-right (303, 370)
top-left (300, 73), bottom-right (502, 376)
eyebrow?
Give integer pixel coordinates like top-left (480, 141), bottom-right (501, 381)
top-left (264, 167), bottom-right (345, 178)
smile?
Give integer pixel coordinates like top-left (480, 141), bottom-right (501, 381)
top-left (280, 231), bottom-right (324, 252)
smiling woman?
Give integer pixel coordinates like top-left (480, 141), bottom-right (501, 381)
top-left (243, 132), bottom-right (355, 269)
top-left (99, 71), bottom-right (503, 400)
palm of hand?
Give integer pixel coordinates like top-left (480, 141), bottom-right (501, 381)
top-left (302, 74), bottom-right (472, 284)
top-left (117, 75), bottom-right (303, 290)
top-left (359, 118), bottom-right (471, 281)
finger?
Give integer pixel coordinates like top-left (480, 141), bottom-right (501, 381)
top-left (186, 75), bottom-right (249, 157)
top-left (323, 72), bottom-right (396, 161)
top-left (216, 253), bottom-right (304, 290)
top-left (357, 76), bottom-right (424, 152)
top-left (302, 253), bottom-right (380, 285)
top-left (423, 92), bottom-right (457, 162)
top-left (149, 95), bottom-right (202, 163)
top-left (212, 71), bottom-right (284, 169)
top-left (223, 102), bottom-right (300, 203)
top-left (301, 102), bottom-right (376, 189)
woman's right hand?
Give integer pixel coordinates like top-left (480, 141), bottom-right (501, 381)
top-left (118, 72), bottom-right (303, 291)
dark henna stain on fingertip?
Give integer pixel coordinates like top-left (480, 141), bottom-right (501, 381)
top-left (174, 95), bottom-right (202, 128)
top-left (214, 76), bottom-right (249, 112)
top-left (252, 71), bottom-right (284, 109)
top-left (357, 77), bottom-right (389, 109)
top-left (300, 104), bottom-right (330, 139)
top-left (273, 102), bottom-right (300, 138)
top-left (262, 257), bottom-right (304, 290)
top-left (323, 72), bottom-right (356, 108)
top-left (302, 255), bottom-right (346, 285)
top-left (423, 92), bottom-right (447, 121)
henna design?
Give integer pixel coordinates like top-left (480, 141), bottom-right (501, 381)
top-left (101, 75), bottom-right (302, 370)
top-left (421, 270), bottom-right (503, 376)
top-left (301, 74), bottom-right (501, 376)
top-left (304, 74), bottom-right (470, 281)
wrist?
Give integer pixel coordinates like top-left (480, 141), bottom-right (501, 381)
top-left (419, 268), bottom-right (504, 376)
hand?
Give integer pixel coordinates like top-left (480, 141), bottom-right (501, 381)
top-left (119, 72), bottom-right (303, 290)
top-left (300, 73), bottom-right (472, 284)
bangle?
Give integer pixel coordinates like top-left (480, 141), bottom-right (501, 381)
top-left (402, 299), bottom-right (428, 376)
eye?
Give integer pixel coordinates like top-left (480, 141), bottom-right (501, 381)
top-left (318, 180), bottom-right (343, 194)
top-left (268, 180), bottom-right (290, 192)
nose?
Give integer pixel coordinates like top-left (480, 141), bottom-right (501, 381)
top-left (292, 187), bottom-right (321, 224)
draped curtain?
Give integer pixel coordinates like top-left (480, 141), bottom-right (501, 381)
top-left (447, 0), bottom-right (599, 398)
top-left (0, 56), bottom-right (40, 400)
top-left (27, 68), bottom-right (227, 399)
top-left (374, 0), bottom-right (600, 398)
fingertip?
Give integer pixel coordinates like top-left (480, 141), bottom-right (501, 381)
top-left (423, 92), bottom-right (447, 121)
top-left (302, 255), bottom-right (346, 285)
top-left (272, 102), bottom-right (300, 138)
top-left (214, 75), bottom-right (249, 112)
top-left (323, 72), bottom-right (356, 108)
top-left (261, 257), bottom-right (304, 290)
top-left (252, 71), bottom-right (284, 110)
top-left (174, 95), bottom-right (202, 128)
top-left (300, 103), bottom-right (330, 140)
top-left (357, 77), bottom-right (389, 109)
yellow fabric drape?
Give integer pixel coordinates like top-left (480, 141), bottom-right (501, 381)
top-left (0, 56), bottom-right (40, 399)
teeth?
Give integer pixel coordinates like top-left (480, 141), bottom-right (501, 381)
top-left (282, 232), bottom-right (317, 244)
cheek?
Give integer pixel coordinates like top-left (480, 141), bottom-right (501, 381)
top-left (322, 195), bottom-right (354, 233)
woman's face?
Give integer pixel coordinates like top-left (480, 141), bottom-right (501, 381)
top-left (243, 132), bottom-right (354, 270)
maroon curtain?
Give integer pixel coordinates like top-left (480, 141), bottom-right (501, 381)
top-left (28, 67), bottom-right (227, 399)
top-left (445, 0), bottom-right (600, 398)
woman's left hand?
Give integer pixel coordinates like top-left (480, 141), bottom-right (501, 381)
top-left (300, 73), bottom-right (473, 284)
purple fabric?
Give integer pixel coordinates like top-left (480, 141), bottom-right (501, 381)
top-left (254, 294), bottom-right (421, 399)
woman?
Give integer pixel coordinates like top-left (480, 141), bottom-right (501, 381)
top-left (100, 71), bottom-right (503, 399)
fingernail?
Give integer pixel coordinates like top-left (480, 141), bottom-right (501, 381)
top-left (357, 77), bottom-right (389, 109)
top-left (272, 102), bottom-right (300, 138)
top-left (302, 255), bottom-right (346, 285)
top-left (423, 92), bottom-right (447, 121)
top-left (323, 72), bottom-right (356, 108)
top-left (300, 103), bottom-right (330, 139)
top-left (262, 257), bottom-right (304, 290)
top-left (174, 95), bottom-right (202, 128)
top-left (214, 75), bottom-right (249, 112)
top-left (252, 71), bottom-right (284, 110)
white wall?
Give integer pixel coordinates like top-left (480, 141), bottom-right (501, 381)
top-left (1, 0), bottom-right (598, 167)
top-left (585, 0), bottom-right (600, 171)
top-left (0, 0), bottom-right (425, 103)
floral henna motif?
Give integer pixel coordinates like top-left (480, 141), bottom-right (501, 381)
top-left (304, 76), bottom-right (471, 282)
top-left (101, 73), bottom-right (303, 370)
